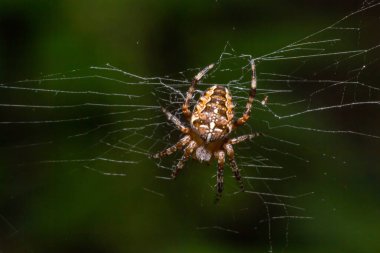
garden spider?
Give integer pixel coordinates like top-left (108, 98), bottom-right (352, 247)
top-left (153, 60), bottom-right (261, 201)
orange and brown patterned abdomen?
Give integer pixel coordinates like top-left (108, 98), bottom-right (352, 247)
top-left (191, 85), bottom-right (234, 142)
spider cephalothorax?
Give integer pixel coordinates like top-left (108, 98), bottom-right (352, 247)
top-left (153, 61), bottom-right (261, 201)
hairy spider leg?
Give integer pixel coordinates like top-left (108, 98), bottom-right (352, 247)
top-left (229, 132), bottom-right (262, 145)
top-left (224, 143), bottom-right (244, 191)
top-left (171, 140), bottom-right (198, 178)
top-left (161, 107), bottom-right (190, 134)
top-left (152, 135), bottom-right (191, 159)
top-left (182, 64), bottom-right (215, 121)
top-left (234, 60), bottom-right (257, 128)
top-left (214, 150), bottom-right (226, 202)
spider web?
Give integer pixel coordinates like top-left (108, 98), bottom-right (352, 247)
top-left (1, 2), bottom-right (380, 252)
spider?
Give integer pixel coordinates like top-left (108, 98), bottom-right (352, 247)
top-left (153, 60), bottom-right (261, 201)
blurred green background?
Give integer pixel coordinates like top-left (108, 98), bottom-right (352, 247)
top-left (1, 0), bottom-right (380, 252)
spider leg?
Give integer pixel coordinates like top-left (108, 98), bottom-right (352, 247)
top-left (214, 150), bottom-right (226, 202)
top-left (223, 143), bottom-right (244, 191)
top-left (234, 60), bottom-right (257, 128)
top-left (161, 107), bottom-right (190, 134)
top-left (171, 140), bottom-right (198, 179)
top-left (152, 135), bottom-right (191, 159)
top-left (182, 63), bottom-right (215, 121)
top-left (229, 132), bottom-right (262, 145)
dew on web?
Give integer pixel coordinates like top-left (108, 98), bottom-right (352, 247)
top-left (1, 1), bottom-right (380, 252)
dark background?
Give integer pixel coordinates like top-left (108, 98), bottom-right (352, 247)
top-left (1, 1), bottom-right (380, 252)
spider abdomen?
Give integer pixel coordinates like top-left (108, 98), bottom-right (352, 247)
top-left (191, 85), bottom-right (234, 142)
